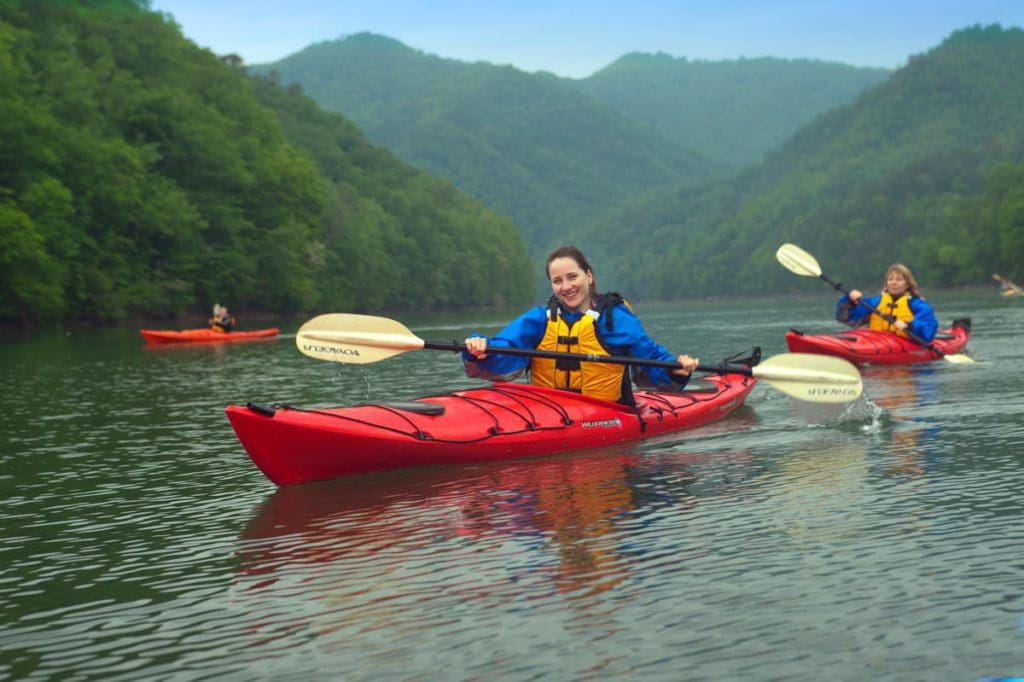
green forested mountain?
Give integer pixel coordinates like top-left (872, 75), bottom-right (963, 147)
top-left (253, 34), bottom-right (889, 257)
top-left (4, 4), bottom-right (1019, 331)
top-left (250, 33), bottom-right (713, 250)
top-left (573, 54), bottom-right (891, 167)
top-left (572, 25), bottom-right (1024, 300)
top-left (0, 1), bottom-right (534, 327)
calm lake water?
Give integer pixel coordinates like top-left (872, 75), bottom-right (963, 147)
top-left (2, 290), bottom-right (1022, 680)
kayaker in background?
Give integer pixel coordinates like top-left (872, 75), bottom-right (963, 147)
top-left (993, 273), bottom-right (1022, 295)
top-left (462, 245), bottom-right (699, 405)
top-left (209, 304), bottom-right (236, 333)
top-left (836, 263), bottom-right (938, 342)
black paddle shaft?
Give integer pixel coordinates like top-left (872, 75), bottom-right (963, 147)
top-left (423, 340), bottom-right (755, 377)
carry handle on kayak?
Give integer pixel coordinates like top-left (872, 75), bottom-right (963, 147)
top-left (295, 313), bottom-right (863, 404)
top-left (775, 243), bottom-right (974, 365)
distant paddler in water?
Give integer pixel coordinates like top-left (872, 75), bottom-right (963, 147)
top-left (993, 273), bottom-right (1023, 296)
top-left (209, 304), bottom-right (236, 333)
top-left (775, 243), bottom-right (973, 365)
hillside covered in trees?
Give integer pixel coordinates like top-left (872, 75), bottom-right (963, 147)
top-left (570, 25), bottom-right (1024, 299)
top-left (251, 33), bottom-right (713, 252)
top-left (0, 1), bottom-right (534, 328)
top-left (254, 25), bottom-right (1023, 301)
top-left (573, 54), bottom-right (891, 167)
top-left (4, 2), bottom-right (1021, 331)
top-left (253, 34), bottom-right (890, 255)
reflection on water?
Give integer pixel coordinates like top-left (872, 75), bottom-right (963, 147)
top-left (3, 293), bottom-right (1024, 679)
top-left (865, 366), bottom-right (942, 478)
top-left (767, 437), bottom-right (870, 542)
top-left (231, 446), bottom-right (768, 665)
top-left (237, 451), bottom-right (686, 599)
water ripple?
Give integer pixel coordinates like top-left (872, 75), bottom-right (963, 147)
top-left (3, 297), bottom-right (1024, 679)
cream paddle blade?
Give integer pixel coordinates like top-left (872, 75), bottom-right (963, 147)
top-left (296, 313), bottom-right (425, 364)
top-left (775, 243), bottom-right (823, 278)
top-left (752, 352), bottom-right (862, 403)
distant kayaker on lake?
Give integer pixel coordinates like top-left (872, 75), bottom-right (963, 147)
top-left (836, 263), bottom-right (938, 342)
top-left (209, 304), bottom-right (236, 333)
top-left (993, 273), bottom-right (1022, 295)
top-left (462, 245), bottom-right (699, 405)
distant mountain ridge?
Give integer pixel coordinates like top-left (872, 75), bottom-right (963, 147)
top-left (252, 33), bottom-right (890, 256)
top-left (571, 24), bottom-right (1024, 299)
top-left (574, 53), bottom-right (891, 167)
top-left (251, 33), bottom-right (712, 250)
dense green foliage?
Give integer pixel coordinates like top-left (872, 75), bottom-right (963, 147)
top-left (250, 34), bottom-right (712, 251)
top-left (5, 5), bottom-right (1021, 329)
top-left (573, 25), bottom-right (1024, 301)
top-left (573, 54), bottom-right (891, 167)
top-left (248, 76), bottom-right (534, 312)
top-left (255, 26), bottom-right (1023, 304)
top-left (0, 1), bottom-right (534, 327)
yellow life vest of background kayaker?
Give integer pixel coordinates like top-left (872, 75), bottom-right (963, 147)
top-left (870, 292), bottom-right (914, 336)
top-left (529, 302), bottom-right (626, 402)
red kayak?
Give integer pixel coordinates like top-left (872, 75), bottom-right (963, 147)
top-left (226, 374), bottom-right (756, 486)
top-left (139, 327), bottom-right (279, 345)
top-left (785, 318), bottom-right (971, 366)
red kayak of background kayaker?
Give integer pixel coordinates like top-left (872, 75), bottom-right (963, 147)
top-left (785, 318), bottom-right (971, 366)
top-left (139, 327), bottom-right (280, 345)
top-left (226, 374), bottom-right (757, 486)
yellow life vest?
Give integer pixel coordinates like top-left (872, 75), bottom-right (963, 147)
top-left (869, 292), bottom-right (914, 336)
top-left (529, 297), bottom-right (629, 403)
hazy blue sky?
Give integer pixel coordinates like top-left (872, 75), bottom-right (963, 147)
top-left (150, 0), bottom-right (1024, 77)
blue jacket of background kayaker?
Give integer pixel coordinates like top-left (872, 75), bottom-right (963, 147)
top-left (835, 293), bottom-right (938, 342)
top-left (462, 300), bottom-right (688, 392)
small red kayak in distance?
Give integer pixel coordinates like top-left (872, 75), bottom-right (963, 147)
top-left (139, 327), bottom-right (280, 345)
top-left (785, 318), bottom-right (971, 366)
top-left (225, 375), bottom-right (757, 486)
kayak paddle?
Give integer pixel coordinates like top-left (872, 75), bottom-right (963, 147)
top-left (775, 243), bottom-right (975, 364)
top-left (296, 313), bottom-right (863, 403)
top-left (993, 273), bottom-right (1023, 295)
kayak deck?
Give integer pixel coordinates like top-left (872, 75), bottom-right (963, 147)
top-left (139, 327), bottom-right (280, 345)
top-left (226, 375), bottom-right (756, 486)
top-left (785, 318), bottom-right (970, 366)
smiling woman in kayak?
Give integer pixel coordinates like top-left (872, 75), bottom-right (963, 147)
top-left (836, 263), bottom-right (939, 342)
top-left (462, 245), bottom-right (699, 405)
